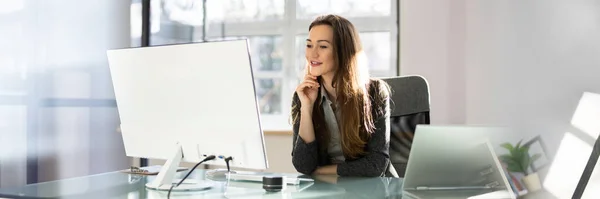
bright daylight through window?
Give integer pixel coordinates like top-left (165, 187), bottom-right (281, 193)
top-left (130, 0), bottom-right (398, 130)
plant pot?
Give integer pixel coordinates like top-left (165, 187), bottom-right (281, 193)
top-left (522, 172), bottom-right (542, 192)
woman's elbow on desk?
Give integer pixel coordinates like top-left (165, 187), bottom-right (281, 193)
top-left (290, 158), bottom-right (314, 176)
top-left (292, 160), bottom-right (316, 175)
top-left (337, 155), bottom-right (389, 177)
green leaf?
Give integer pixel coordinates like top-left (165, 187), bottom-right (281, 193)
top-left (500, 143), bottom-right (514, 151)
top-left (505, 159), bottom-right (523, 173)
top-left (521, 153), bottom-right (531, 175)
top-left (531, 154), bottom-right (542, 163)
top-left (511, 148), bottom-right (523, 162)
top-left (515, 140), bottom-right (523, 148)
top-left (500, 156), bottom-right (523, 173)
top-left (520, 146), bottom-right (530, 153)
top-left (499, 154), bottom-right (513, 163)
top-left (500, 140), bottom-right (538, 175)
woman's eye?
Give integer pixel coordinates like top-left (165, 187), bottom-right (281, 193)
top-left (306, 44), bottom-right (313, 48)
top-left (319, 46), bottom-right (328, 49)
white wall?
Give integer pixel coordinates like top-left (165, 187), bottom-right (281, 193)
top-left (400, 0), bottom-right (467, 125)
top-left (464, 0), bottom-right (600, 150)
top-left (401, 0), bottom-right (600, 196)
top-left (262, 134), bottom-right (294, 173)
top-left (401, 0), bottom-right (600, 154)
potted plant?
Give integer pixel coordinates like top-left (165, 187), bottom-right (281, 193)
top-left (499, 140), bottom-right (542, 192)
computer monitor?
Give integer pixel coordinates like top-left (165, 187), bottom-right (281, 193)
top-left (106, 39), bottom-right (268, 191)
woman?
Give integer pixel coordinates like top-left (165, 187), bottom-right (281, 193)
top-left (291, 14), bottom-right (395, 177)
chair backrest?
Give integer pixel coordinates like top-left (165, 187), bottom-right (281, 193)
top-left (381, 76), bottom-right (431, 177)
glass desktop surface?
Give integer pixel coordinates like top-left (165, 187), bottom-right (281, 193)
top-left (0, 169), bottom-right (404, 199)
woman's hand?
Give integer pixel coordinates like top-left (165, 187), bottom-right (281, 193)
top-left (294, 65), bottom-right (319, 144)
top-left (313, 174), bottom-right (339, 184)
top-left (295, 67), bottom-right (319, 109)
top-left (313, 165), bottom-right (338, 175)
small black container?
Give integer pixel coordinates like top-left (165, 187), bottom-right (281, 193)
top-left (262, 176), bottom-right (284, 192)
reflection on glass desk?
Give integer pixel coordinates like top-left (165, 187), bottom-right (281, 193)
top-left (0, 169), bottom-right (404, 199)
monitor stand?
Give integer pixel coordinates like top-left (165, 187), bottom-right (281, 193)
top-left (205, 169), bottom-right (238, 181)
top-left (203, 157), bottom-right (241, 181)
top-left (145, 144), bottom-right (214, 191)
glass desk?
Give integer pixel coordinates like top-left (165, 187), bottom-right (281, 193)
top-left (0, 168), bottom-right (557, 199)
top-left (0, 169), bottom-right (404, 199)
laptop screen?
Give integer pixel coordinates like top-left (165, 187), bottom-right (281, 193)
top-left (402, 126), bottom-right (516, 198)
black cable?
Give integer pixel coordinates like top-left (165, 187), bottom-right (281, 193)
top-left (223, 156), bottom-right (234, 196)
top-left (224, 157), bottom-right (233, 172)
top-left (167, 155), bottom-right (216, 199)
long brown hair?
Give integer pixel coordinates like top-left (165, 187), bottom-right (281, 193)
top-left (292, 15), bottom-right (379, 159)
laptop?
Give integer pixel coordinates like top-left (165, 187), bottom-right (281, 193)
top-left (402, 125), bottom-right (516, 199)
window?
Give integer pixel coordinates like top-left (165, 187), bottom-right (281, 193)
top-left (138, 0), bottom-right (398, 130)
top-left (296, 0), bottom-right (391, 19)
top-left (0, 0), bottom-right (131, 185)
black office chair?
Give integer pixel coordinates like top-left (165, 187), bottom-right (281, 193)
top-left (382, 76), bottom-right (431, 177)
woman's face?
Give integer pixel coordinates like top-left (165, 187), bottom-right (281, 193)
top-left (306, 25), bottom-right (336, 77)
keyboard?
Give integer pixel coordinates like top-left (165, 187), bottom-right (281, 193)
top-left (225, 173), bottom-right (314, 185)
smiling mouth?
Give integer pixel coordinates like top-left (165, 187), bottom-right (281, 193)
top-left (310, 61), bottom-right (323, 67)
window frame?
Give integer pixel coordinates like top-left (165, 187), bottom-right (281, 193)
top-left (158, 0), bottom-right (398, 131)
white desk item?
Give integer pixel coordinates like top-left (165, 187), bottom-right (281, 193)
top-left (225, 173), bottom-right (314, 185)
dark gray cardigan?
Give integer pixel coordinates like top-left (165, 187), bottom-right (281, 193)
top-left (291, 79), bottom-right (397, 177)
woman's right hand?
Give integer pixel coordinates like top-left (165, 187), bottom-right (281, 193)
top-left (296, 73), bottom-right (319, 110)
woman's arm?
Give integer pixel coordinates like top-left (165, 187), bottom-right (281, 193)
top-left (336, 82), bottom-right (391, 177)
top-left (314, 164), bottom-right (338, 175)
top-left (336, 114), bottom-right (390, 177)
top-left (291, 93), bottom-right (319, 175)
